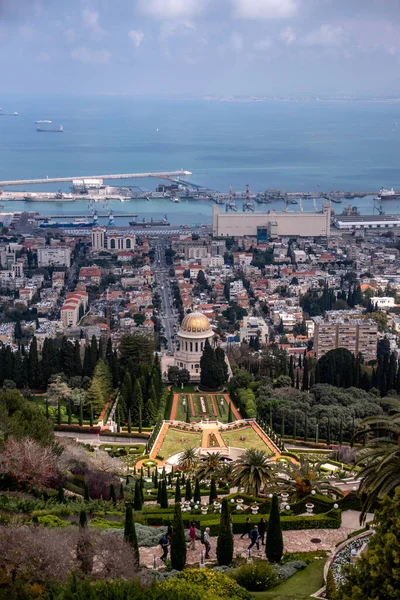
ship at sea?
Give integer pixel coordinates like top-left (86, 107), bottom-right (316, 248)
top-left (38, 217), bottom-right (96, 229)
top-left (0, 109), bottom-right (18, 116)
top-left (24, 191), bottom-right (75, 202)
top-left (35, 120), bottom-right (52, 124)
top-left (129, 215), bottom-right (170, 227)
top-left (37, 125), bottom-right (63, 133)
top-left (375, 187), bottom-right (400, 200)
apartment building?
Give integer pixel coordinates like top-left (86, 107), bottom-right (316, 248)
top-left (312, 316), bottom-right (378, 362)
top-left (240, 316), bottom-right (269, 345)
top-left (37, 247), bottom-right (71, 268)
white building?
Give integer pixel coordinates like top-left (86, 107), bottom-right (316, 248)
top-left (91, 226), bottom-right (135, 252)
top-left (37, 247), bottom-right (71, 268)
top-left (371, 296), bottom-right (396, 309)
top-left (175, 312), bottom-right (214, 381)
top-left (240, 316), bottom-right (269, 345)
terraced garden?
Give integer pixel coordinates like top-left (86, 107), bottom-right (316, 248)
top-left (158, 427), bottom-right (202, 459)
top-left (221, 426), bottom-right (275, 454)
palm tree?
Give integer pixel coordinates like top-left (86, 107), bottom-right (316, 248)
top-left (233, 448), bottom-right (273, 497)
top-left (356, 398), bottom-right (400, 518)
top-left (177, 446), bottom-right (199, 473)
top-left (273, 456), bottom-right (338, 501)
top-left (196, 451), bottom-right (222, 481)
top-left (218, 461), bottom-right (235, 485)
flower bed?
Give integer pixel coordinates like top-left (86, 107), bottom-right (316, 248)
top-left (325, 531), bottom-right (372, 591)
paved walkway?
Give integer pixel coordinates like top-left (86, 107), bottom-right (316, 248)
top-left (139, 519), bottom-right (359, 569)
top-left (150, 422), bottom-right (169, 459)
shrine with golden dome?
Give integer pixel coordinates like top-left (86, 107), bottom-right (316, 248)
top-left (175, 311), bottom-right (214, 380)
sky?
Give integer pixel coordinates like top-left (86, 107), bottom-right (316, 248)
top-left (1, 0), bottom-right (400, 97)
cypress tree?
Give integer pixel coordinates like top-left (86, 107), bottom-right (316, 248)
top-left (154, 468), bottom-right (158, 489)
top-left (185, 400), bottom-right (190, 424)
top-left (120, 483), bottom-right (124, 499)
top-left (209, 477), bottom-right (217, 504)
top-left (74, 340), bottom-right (82, 377)
top-left (160, 478), bottom-right (169, 509)
top-left (266, 494), bottom-right (283, 563)
top-left (79, 509), bottom-right (88, 529)
top-left (124, 503), bottom-right (140, 567)
top-left (84, 483), bottom-right (90, 502)
top-left (28, 337), bottom-right (39, 388)
top-left (325, 568), bottom-right (337, 600)
top-left (170, 502), bottom-right (187, 571)
top-left (128, 409), bottom-right (132, 433)
top-left (134, 480), bottom-right (143, 511)
top-left (157, 480), bottom-right (162, 505)
top-left (295, 371), bottom-right (300, 389)
top-left (194, 478), bottom-right (201, 504)
top-left (140, 475), bottom-right (144, 503)
top-left (175, 477), bottom-right (182, 503)
top-left (302, 358), bottom-right (309, 391)
top-left (79, 401), bottom-right (83, 427)
top-left (216, 498), bottom-right (233, 566)
top-left (181, 473), bottom-right (185, 485)
top-left (228, 402), bottom-right (233, 423)
top-left (132, 379), bottom-right (143, 431)
top-left (57, 486), bottom-right (65, 504)
top-left (89, 404), bottom-right (93, 427)
top-left (109, 483), bottom-right (117, 505)
top-left (82, 345), bottom-right (92, 378)
top-left (185, 479), bottom-right (192, 501)
top-left (289, 355), bottom-right (294, 386)
top-left (116, 407), bottom-right (121, 433)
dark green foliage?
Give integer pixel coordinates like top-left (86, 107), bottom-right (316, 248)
top-left (228, 402), bottom-right (233, 423)
top-left (160, 479), bottom-right (169, 509)
top-left (109, 484), bottom-right (117, 505)
top-left (124, 503), bottom-right (140, 567)
top-left (134, 480), bottom-right (143, 511)
top-left (194, 479), bottom-right (201, 504)
top-left (57, 486), bottom-right (65, 504)
top-left (84, 484), bottom-right (90, 502)
top-left (175, 478), bottom-right (182, 503)
top-left (185, 479), bottom-right (192, 501)
top-left (216, 498), bottom-right (233, 566)
top-left (266, 495), bottom-right (283, 563)
top-left (79, 509), bottom-right (87, 529)
top-left (119, 483), bottom-right (124, 500)
top-left (325, 568), bottom-right (336, 600)
top-left (200, 340), bottom-right (227, 389)
top-left (170, 502), bottom-right (187, 571)
top-left (316, 348), bottom-right (356, 389)
top-left (209, 477), bottom-right (218, 504)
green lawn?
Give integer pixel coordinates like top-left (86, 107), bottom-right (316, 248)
top-left (193, 394), bottom-right (215, 418)
top-left (159, 427), bottom-right (202, 459)
top-left (252, 559), bottom-right (325, 599)
top-left (221, 427), bottom-right (274, 454)
top-left (174, 394), bottom-right (191, 422)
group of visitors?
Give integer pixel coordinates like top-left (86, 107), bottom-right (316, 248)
top-left (159, 516), bottom-right (267, 563)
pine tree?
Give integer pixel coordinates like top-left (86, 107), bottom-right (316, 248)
top-left (216, 498), bottom-right (233, 566)
top-left (109, 483), bottom-right (117, 505)
top-left (160, 478), bottom-right (169, 509)
top-left (175, 477), bottom-right (182, 503)
top-left (134, 479), bottom-right (143, 511)
top-left (185, 479), bottom-right (192, 501)
top-left (266, 494), bottom-right (283, 563)
top-left (194, 478), bottom-right (201, 504)
top-left (170, 502), bottom-right (187, 571)
top-left (325, 568), bottom-right (336, 600)
top-left (79, 509), bottom-right (88, 529)
top-left (124, 503), bottom-right (140, 567)
top-left (209, 477), bottom-right (218, 504)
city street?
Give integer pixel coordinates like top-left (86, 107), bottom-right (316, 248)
top-left (152, 238), bottom-right (178, 354)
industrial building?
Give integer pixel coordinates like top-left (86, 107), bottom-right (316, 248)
top-left (312, 316), bottom-right (378, 362)
top-left (212, 204), bottom-right (331, 238)
top-left (334, 214), bottom-right (400, 230)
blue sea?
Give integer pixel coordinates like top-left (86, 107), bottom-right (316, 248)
top-left (0, 95), bottom-right (400, 225)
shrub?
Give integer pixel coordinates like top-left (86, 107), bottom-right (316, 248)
top-left (271, 560), bottom-right (307, 582)
top-left (230, 562), bottom-right (278, 592)
top-left (35, 515), bottom-right (69, 527)
top-left (165, 569), bottom-right (252, 600)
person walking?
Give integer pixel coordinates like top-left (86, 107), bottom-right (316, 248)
top-left (203, 527), bottom-right (211, 559)
top-left (160, 533), bottom-right (170, 561)
top-left (247, 525), bottom-right (259, 553)
top-left (240, 517), bottom-right (251, 540)
top-left (189, 522), bottom-right (196, 550)
top-left (258, 517), bottom-right (266, 545)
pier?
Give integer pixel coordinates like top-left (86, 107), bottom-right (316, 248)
top-left (0, 170), bottom-right (192, 187)
top-left (41, 214), bottom-right (138, 219)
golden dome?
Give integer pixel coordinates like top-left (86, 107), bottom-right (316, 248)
top-left (180, 312), bottom-right (211, 333)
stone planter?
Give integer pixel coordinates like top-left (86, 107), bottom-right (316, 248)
top-left (251, 505), bottom-right (259, 515)
top-left (201, 505), bottom-right (208, 515)
top-left (305, 502), bottom-right (314, 514)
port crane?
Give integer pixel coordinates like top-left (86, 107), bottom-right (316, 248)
top-left (243, 184), bottom-right (255, 212)
top-left (373, 199), bottom-right (385, 216)
top-left (225, 185), bottom-right (237, 212)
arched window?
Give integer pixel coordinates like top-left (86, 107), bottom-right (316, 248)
top-left (110, 238), bottom-right (116, 249)
top-left (126, 238), bottom-right (131, 249)
top-left (190, 342), bottom-right (193, 352)
top-left (195, 342), bottom-right (198, 352)
top-left (195, 364), bottom-right (199, 369)
top-left (201, 342), bottom-right (204, 351)
top-left (185, 341), bottom-right (188, 351)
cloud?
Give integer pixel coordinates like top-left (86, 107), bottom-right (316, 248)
top-left (231, 31), bottom-right (243, 52)
top-left (160, 20), bottom-right (195, 42)
top-left (34, 51), bottom-right (51, 63)
top-left (71, 47), bottom-right (111, 64)
top-left (138, 0), bottom-right (207, 20)
top-left (128, 29), bottom-right (144, 47)
top-left (82, 8), bottom-right (106, 34)
top-left (253, 38), bottom-right (272, 50)
top-left (232, 0), bottom-right (297, 20)
top-left (302, 24), bottom-right (344, 46)
top-left (280, 26), bottom-right (296, 45)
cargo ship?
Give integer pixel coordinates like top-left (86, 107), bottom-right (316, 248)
top-left (37, 125), bottom-right (63, 132)
top-left (0, 111), bottom-right (18, 116)
top-left (35, 120), bottom-right (52, 124)
top-left (129, 216), bottom-right (170, 227)
top-left (38, 217), bottom-right (96, 228)
top-left (24, 191), bottom-right (75, 202)
top-left (375, 187), bottom-right (400, 200)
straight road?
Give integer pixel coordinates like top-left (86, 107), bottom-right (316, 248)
top-left (152, 238), bottom-right (178, 354)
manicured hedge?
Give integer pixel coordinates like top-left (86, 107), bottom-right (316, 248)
top-left (54, 425), bottom-right (101, 434)
top-left (101, 431), bottom-right (150, 439)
